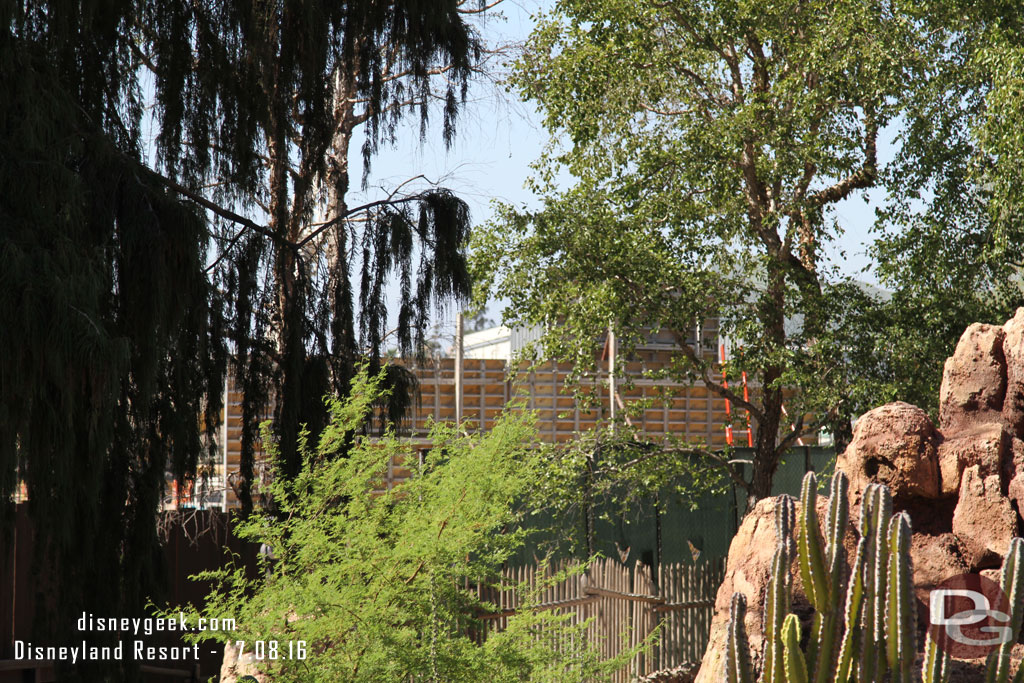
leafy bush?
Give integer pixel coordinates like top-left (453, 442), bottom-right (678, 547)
top-left (180, 371), bottom-right (630, 682)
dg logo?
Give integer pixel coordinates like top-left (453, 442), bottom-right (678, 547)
top-left (928, 574), bottom-right (1012, 658)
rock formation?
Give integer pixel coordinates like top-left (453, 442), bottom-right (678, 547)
top-left (695, 311), bottom-right (1024, 682)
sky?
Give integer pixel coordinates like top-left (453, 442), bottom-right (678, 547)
top-left (347, 0), bottom-right (894, 345)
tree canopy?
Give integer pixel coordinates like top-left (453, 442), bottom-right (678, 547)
top-left (472, 0), bottom-right (1024, 512)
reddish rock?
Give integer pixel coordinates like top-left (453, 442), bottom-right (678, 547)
top-left (910, 532), bottom-right (969, 590)
top-left (1003, 438), bottom-right (1024, 515)
top-left (1003, 309), bottom-right (1024, 437)
top-left (838, 402), bottom-right (941, 510)
top-left (1009, 474), bottom-right (1024, 515)
top-left (940, 323), bottom-right (1007, 431)
top-left (219, 640), bottom-right (268, 683)
top-left (952, 466), bottom-right (1019, 570)
top-left (937, 424), bottom-right (1010, 495)
top-left (694, 497), bottom-right (786, 683)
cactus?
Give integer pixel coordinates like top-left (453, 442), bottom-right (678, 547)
top-left (922, 630), bottom-right (949, 683)
top-left (722, 472), bottom-right (964, 683)
top-left (885, 512), bottom-right (915, 682)
top-left (725, 592), bottom-right (754, 683)
top-left (783, 614), bottom-right (808, 683)
top-left (986, 537), bottom-right (1024, 683)
top-left (857, 483), bottom-right (892, 682)
top-left (801, 472), bottom-right (848, 683)
top-left (833, 536), bottom-right (867, 683)
top-left (798, 473), bottom-right (829, 614)
top-left (762, 495), bottom-right (795, 683)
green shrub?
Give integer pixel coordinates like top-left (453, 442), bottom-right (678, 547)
top-left (177, 370), bottom-right (632, 682)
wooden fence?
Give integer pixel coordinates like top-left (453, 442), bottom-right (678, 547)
top-left (475, 557), bottom-right (725, 681)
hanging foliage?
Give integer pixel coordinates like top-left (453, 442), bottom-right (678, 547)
top-left (1, 3), bottom-right (224, 679)
top-left (138, 0), bottom-right (482, 508)
top-left (3, 0), bottom-right (490, 678)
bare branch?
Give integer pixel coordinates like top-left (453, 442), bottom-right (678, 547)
top-left (457, 0), bottom-right (504, 14)
top-left (295, 194), bottom-right (426, 249)
top-left (139, 165), bottom-right (286, 246)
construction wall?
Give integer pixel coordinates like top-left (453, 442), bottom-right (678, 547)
top-left (204, 354), bottom-right (748, 510)
top-left (185, 319), bottom-right (825, 510)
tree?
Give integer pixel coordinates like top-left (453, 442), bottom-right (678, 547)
top-left (472, 0), bottom-right (1024, 513)
top-left (1, 3), bottom-right (225, 678)
top-left (847, 0), bottom-right (1024, 419)
top-left (181, 371), bottom-right (629, 682)
top-left (2, 1), bottom-right (501, 676)
top-left (137, 0), bottom-right (501, 513)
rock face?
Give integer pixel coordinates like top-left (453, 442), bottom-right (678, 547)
top-left (939, 323), bottom-right (1006, 431)
top-left (1002, 310), bottom-right (1024, 436)
top-left (219, 641), bottom-right (268, 683)
top-left (952, 465), bottom-right (1019, 568)
top-left (837, 401), bottom-right (941, 507)
top-left (697, 310), bottom-right (1024, 682)
top-left (693, 497), bottom-right (785, 683)
top-left (937, 424), bottom-right (1008, 495)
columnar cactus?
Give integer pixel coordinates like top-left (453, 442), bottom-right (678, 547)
top-left (858, 483), bottom-right (892, 682)
top-left (797, 472), bottom-right (847, 683)
top-left (725, 593), bottom-right (754, 683)
top-left (985, 537), bottom-right (1024, 683)
top-left (782, 614), bottom-right (808, 683)
top-left (723, 471), bottom-right (965, 683)
top-left (762, 495), bottom-right (795, 683)
top-left (885, 512), bottom-right (915, 682)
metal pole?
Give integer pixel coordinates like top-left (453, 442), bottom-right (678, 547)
top-left (455, 312), bottom-right (464, 424)
top-left (608, 326), bottom-right (616, 425)
top-left (222, 373), bottom-right (229, 512)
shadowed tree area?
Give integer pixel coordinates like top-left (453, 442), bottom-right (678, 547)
top-left (1, 1), bottom-right (495, 678)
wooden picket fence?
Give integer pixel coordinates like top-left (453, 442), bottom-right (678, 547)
top-left (474, 556), bottom-right (725, 681)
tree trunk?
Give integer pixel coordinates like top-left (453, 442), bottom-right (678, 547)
top-left (747, 383), bottom-right (783, 513)
top-left (745, 263), bottom-right (788, 513)
top-left (268, 87), bottom-right (305, 484)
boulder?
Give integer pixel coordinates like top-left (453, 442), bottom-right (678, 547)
top-left (939, 322), bottom-right (1006, 432)
top-left (909, 532), bottom-right (969, 590)
top-left (936, 423), bottom-right (1010, 495)
top-left (1003, 309), bottom-right (1024, 437)
top-left (694, 495), bottom-right (857, 683)
top-left (219, 640), bottom-right (268, 683)
top-left (952, 465), bottom-right (1019, 570)
top-left (693, 497), bottom-right (789, 683)
top-left (838, 402), bottom-right (941, 509)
